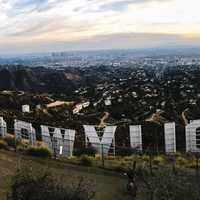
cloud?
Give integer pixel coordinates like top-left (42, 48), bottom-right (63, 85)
top-left (2, 0), bottom-right (44, 17)
top-left (0, 0), bottom-right (200, 54)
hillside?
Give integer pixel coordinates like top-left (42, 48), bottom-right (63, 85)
top-left (0, 64), bottom-right (199, 152)
top-left (0, 66), bottom-right (82, 93)
top-left (0, 150), bottom-right (128, 200)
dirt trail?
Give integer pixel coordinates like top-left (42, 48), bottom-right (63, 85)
top-left (182, 108), bottom-right (189, 125)
top-left (145, 111), bottom-right (167, 125)
top-left (98, 112), bottom-right (109, 128)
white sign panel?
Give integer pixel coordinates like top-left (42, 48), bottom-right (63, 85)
top-left (0, 117), bottom-right (7, 137)
top-left (22, 105), bottom-right (30, 113)
top-left (164, 122), bottom-right (176, 153)
top-left (41, 125), bottom-right (75, 157)
top-left (186, 120), bottom-right (200, 152)
top-left (130, 125), bottom-right (142, 151)
top-left (83, 125), bottom-right (116, 156)
top-left (62, 129), bottom-right (76, 157)
top-left (14, 120), bottom-right (36, 145)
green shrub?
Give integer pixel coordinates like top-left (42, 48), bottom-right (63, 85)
top-left (79, 155), bottom-right (93, 166)
top-left (123, 156), bottom-right (134, 161)
top-left (153, 156), bottom-right (165, 166)
top-left (176, 156), bottom-right (188, 166)
top-left (142, 155), bottom-right (150, 162)
top-left (107, 156), bottom-right (116, 160)
top-left (0, 140), bottom-right (8, 150)
top-left (136, 169), bottom-right (200, 200)
top-left (4, 135), bottom-right (18, 148)
top-left (8, 166), bottom-right (95, 200)
top-left (188, 161), bottom-right (197, 169)
top-left (74, 146), bottom-right (97, 157)
top-left (115, 147), bottom-right (137, 157)
top-left (113, 165), bottom-right (125, 172)
top-left (26, 146), bottom-right (52, 158)
top-left (16, 143), bottom-right (29, 153)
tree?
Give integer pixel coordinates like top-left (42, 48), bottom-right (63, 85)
top-left (8, 165), bottom-right (95, 200)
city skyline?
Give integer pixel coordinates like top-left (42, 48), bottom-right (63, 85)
top-left (0, 0), bottom-right (200, 54)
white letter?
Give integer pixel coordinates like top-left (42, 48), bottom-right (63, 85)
top-left (186, 120), bottom-right (200, 152)
top-left (14, 120), bottom-right (36, 145)
top-left (130, 125), bottom-right (142, 151)
top-left (164, 122), bottom-right (176, 153)
top-left (0, 117), bottom-right (7, 137)
top-left (41, 125), bottom-right (75, 157)
top-left (83, 125), bottom-right (116, 156)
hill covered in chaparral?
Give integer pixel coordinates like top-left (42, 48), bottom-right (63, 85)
top-left (0, 63), bottom-right (199, 152)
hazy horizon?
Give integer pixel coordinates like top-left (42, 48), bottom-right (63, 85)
top-left (1, 0), bottom-right (200, 54)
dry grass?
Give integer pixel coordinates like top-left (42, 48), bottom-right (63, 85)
top-left (0, 150), bottom-right (129, 200)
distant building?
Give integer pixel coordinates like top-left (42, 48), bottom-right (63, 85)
top-left (82, 101), bottom-right (90, 108)
top-left (73, 104), bottom-right (83, 114)
top-left (105, 99), bottom-right (112, 106)
top-left (73, 101), bottom-right (90, 114)
top-left (36, 105), bottom-right (41, 109)
top-left (156, 109), bottom-right (162, 113)
top-left (118, 98), bottom-right (123, 103)
top-left (22, 105), bottom-right (30, 113)
top-left (132, 92), bottom-right (137, 98)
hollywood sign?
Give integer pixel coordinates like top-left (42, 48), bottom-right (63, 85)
top-left (0, 117), bottom-right (200, 156)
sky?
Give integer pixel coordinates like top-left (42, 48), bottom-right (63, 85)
top-left (0, 0), bottom-right (200, 54)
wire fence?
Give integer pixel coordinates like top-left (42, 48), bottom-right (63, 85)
top-left (1, 128), bottom-right (200, 155)
top-left (3, 126), bottom-right (200, 171)
top-left (2, 122), bottom-right (200, 161)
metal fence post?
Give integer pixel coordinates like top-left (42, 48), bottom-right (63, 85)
top-left (101, 143), bottom-right (105, 168)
